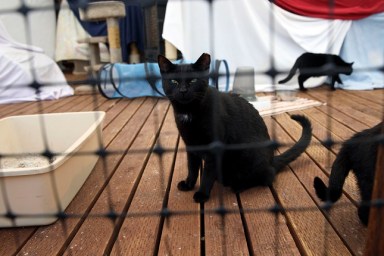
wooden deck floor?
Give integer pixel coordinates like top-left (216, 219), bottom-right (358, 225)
top-left (1, 86), bottom-right (383, 255)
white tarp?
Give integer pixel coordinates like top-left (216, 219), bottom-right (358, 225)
top-left (0, 21), bottom-right (73, 104)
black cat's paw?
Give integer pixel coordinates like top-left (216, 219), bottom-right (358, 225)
top-left (177, 180), bottom-right (194, 191)
top-left (193, 191), bottom-right (210, 203)
top-left (358, 206), bottom-right (369, 226)
top-left (314, 177), bottom-right (327, 201)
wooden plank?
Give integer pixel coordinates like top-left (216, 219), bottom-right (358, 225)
top-left (305, 89), bottom-right (381, 126)
top-left (109, 101), bottom-right (179, 255)
top-left (311, 105), bottom-right (370, 132)
top-left (0, 102), bottom-right (35, 117)
top-left (300, 106), bottom-right (359, 141)
top-left (321, 90), bottom-right (381, 119)
top-left (203, 184), bottom-right (249, 255)
top-left (22, 96), bottom-right (79, 115)
top-left (0, 227), bottom-right (36, 256)
top-left (60, 99), bottom-right (170, 255)
top-left (158, 141), bottom-right (201, 255)
top-left (240, 186), bottom-right (301, 255)
top-left (269, 115), bottom-right (367, 255)
top-left (76, 95), bottom-right (109, 112)
top-left (52, 95), bottom-right (105, 113)
top-left (264, 116), bottom-right (352, 255)
top-left (339, 89), bottom-right (384, 106)
top-left (0, 96), bottom-right (75, 119)
top-left (16, 98), bottom-right (156, 255)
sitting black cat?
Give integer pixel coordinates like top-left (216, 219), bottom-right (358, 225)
top-left (314, 122), bottom-right (382, 225)
top-left (278, 52), bottom-right (353, 91)
top-left (158, 53), bottom-right (312, 203)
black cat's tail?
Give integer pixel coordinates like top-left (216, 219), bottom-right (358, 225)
top-left (272, 115), bottom-right (312, 172)
top-left (278, 61), bottom-right (299, 84)
top-left (314, 148), bottom-right (351, 202)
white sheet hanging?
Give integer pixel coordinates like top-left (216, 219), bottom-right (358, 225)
top-left (162, 0), bottom-right (352, 92)
top-left (55, 0), bottom-right (110, 63)
top-left (337, 12), bottom-right (384, 90)
top-left (0, 21), bottom-right (74, 104)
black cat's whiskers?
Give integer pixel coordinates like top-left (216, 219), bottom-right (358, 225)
top-left (191, 92), bottom-right (207, 100)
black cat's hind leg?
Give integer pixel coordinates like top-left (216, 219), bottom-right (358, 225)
top-left (178, 152), bottom-right (201, 191)
top-left (298, 75), bottom-right (309, 91)
top-left (358, 185), bottom-right (374, 226)
top-left (314, 177), bottom-right (328, 201)
top-left (321, 152), bottom-right (351, 203)
top-left (358, 204), bottom-right (370, 226)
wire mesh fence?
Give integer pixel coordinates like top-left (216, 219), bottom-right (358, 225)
top-left (0, 0), bottom-right (383, 255)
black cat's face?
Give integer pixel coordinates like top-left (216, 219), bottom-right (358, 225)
top-left (158, 53), bottom-right (211, 105)
top-left (337, 60), bottom-right (354, 75)
top-left (345, 62), bottom-right (354, 75)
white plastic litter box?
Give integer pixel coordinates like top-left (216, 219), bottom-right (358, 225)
top-left (0, 111), bottom-right (105, 227)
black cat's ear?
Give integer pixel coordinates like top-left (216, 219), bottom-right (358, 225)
top-left (158, 55), bottom-right (174, 73)
top-left (350, 62), bottom-right (354, 66)
top-left (193, 53), bottom-right (211, 71)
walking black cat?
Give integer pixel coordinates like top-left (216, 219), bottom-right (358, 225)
top-left (278, 52), bottom-right (353, 91)
top-left (314, 122), bottom-right (382, 225)
top-left (158, 53), bottom-right (312, 203)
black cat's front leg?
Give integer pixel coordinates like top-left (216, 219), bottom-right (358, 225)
top-left (178, 152), bottom-right (201, 191)
top-left (193, 158), bottom-right (217, 203)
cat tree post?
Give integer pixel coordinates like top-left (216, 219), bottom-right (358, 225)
top-left (165, 40), bottom-right (177, 60)
top-left (364, 120), bottom-right (384, 255)
top-left (79, 1), bottom-right (126, 63)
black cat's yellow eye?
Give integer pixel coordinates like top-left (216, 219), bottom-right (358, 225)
top-left (170, 79), bottom-right (179, 86)
top-left (189, 78), bottom-right (198, 84)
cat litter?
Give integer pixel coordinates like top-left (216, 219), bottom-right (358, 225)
top-left (0, 154), bottom-right (55, 169)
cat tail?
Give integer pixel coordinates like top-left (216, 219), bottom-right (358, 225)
top-left (272, 115), bottom-right (312, 172)
top-left (278, 61), bottom-right (299, 84)
top-left (314, 148), bottom-right (351, 202)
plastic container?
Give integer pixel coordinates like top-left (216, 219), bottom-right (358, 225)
top-left (276, 89), bottom-right (298, 101)
top-left (0, 111), bottom-right (105, 227)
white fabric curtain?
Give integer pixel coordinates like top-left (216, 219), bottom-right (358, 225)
top-left (0, 0), bottom-right (56, 59)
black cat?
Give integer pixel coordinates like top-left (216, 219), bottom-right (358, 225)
top-left (278, 52), bottom-right (353, 91)
top-left (314, 122), bottom-right (382, 225)
top-left (158, 53), bottom-right (312, 203)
